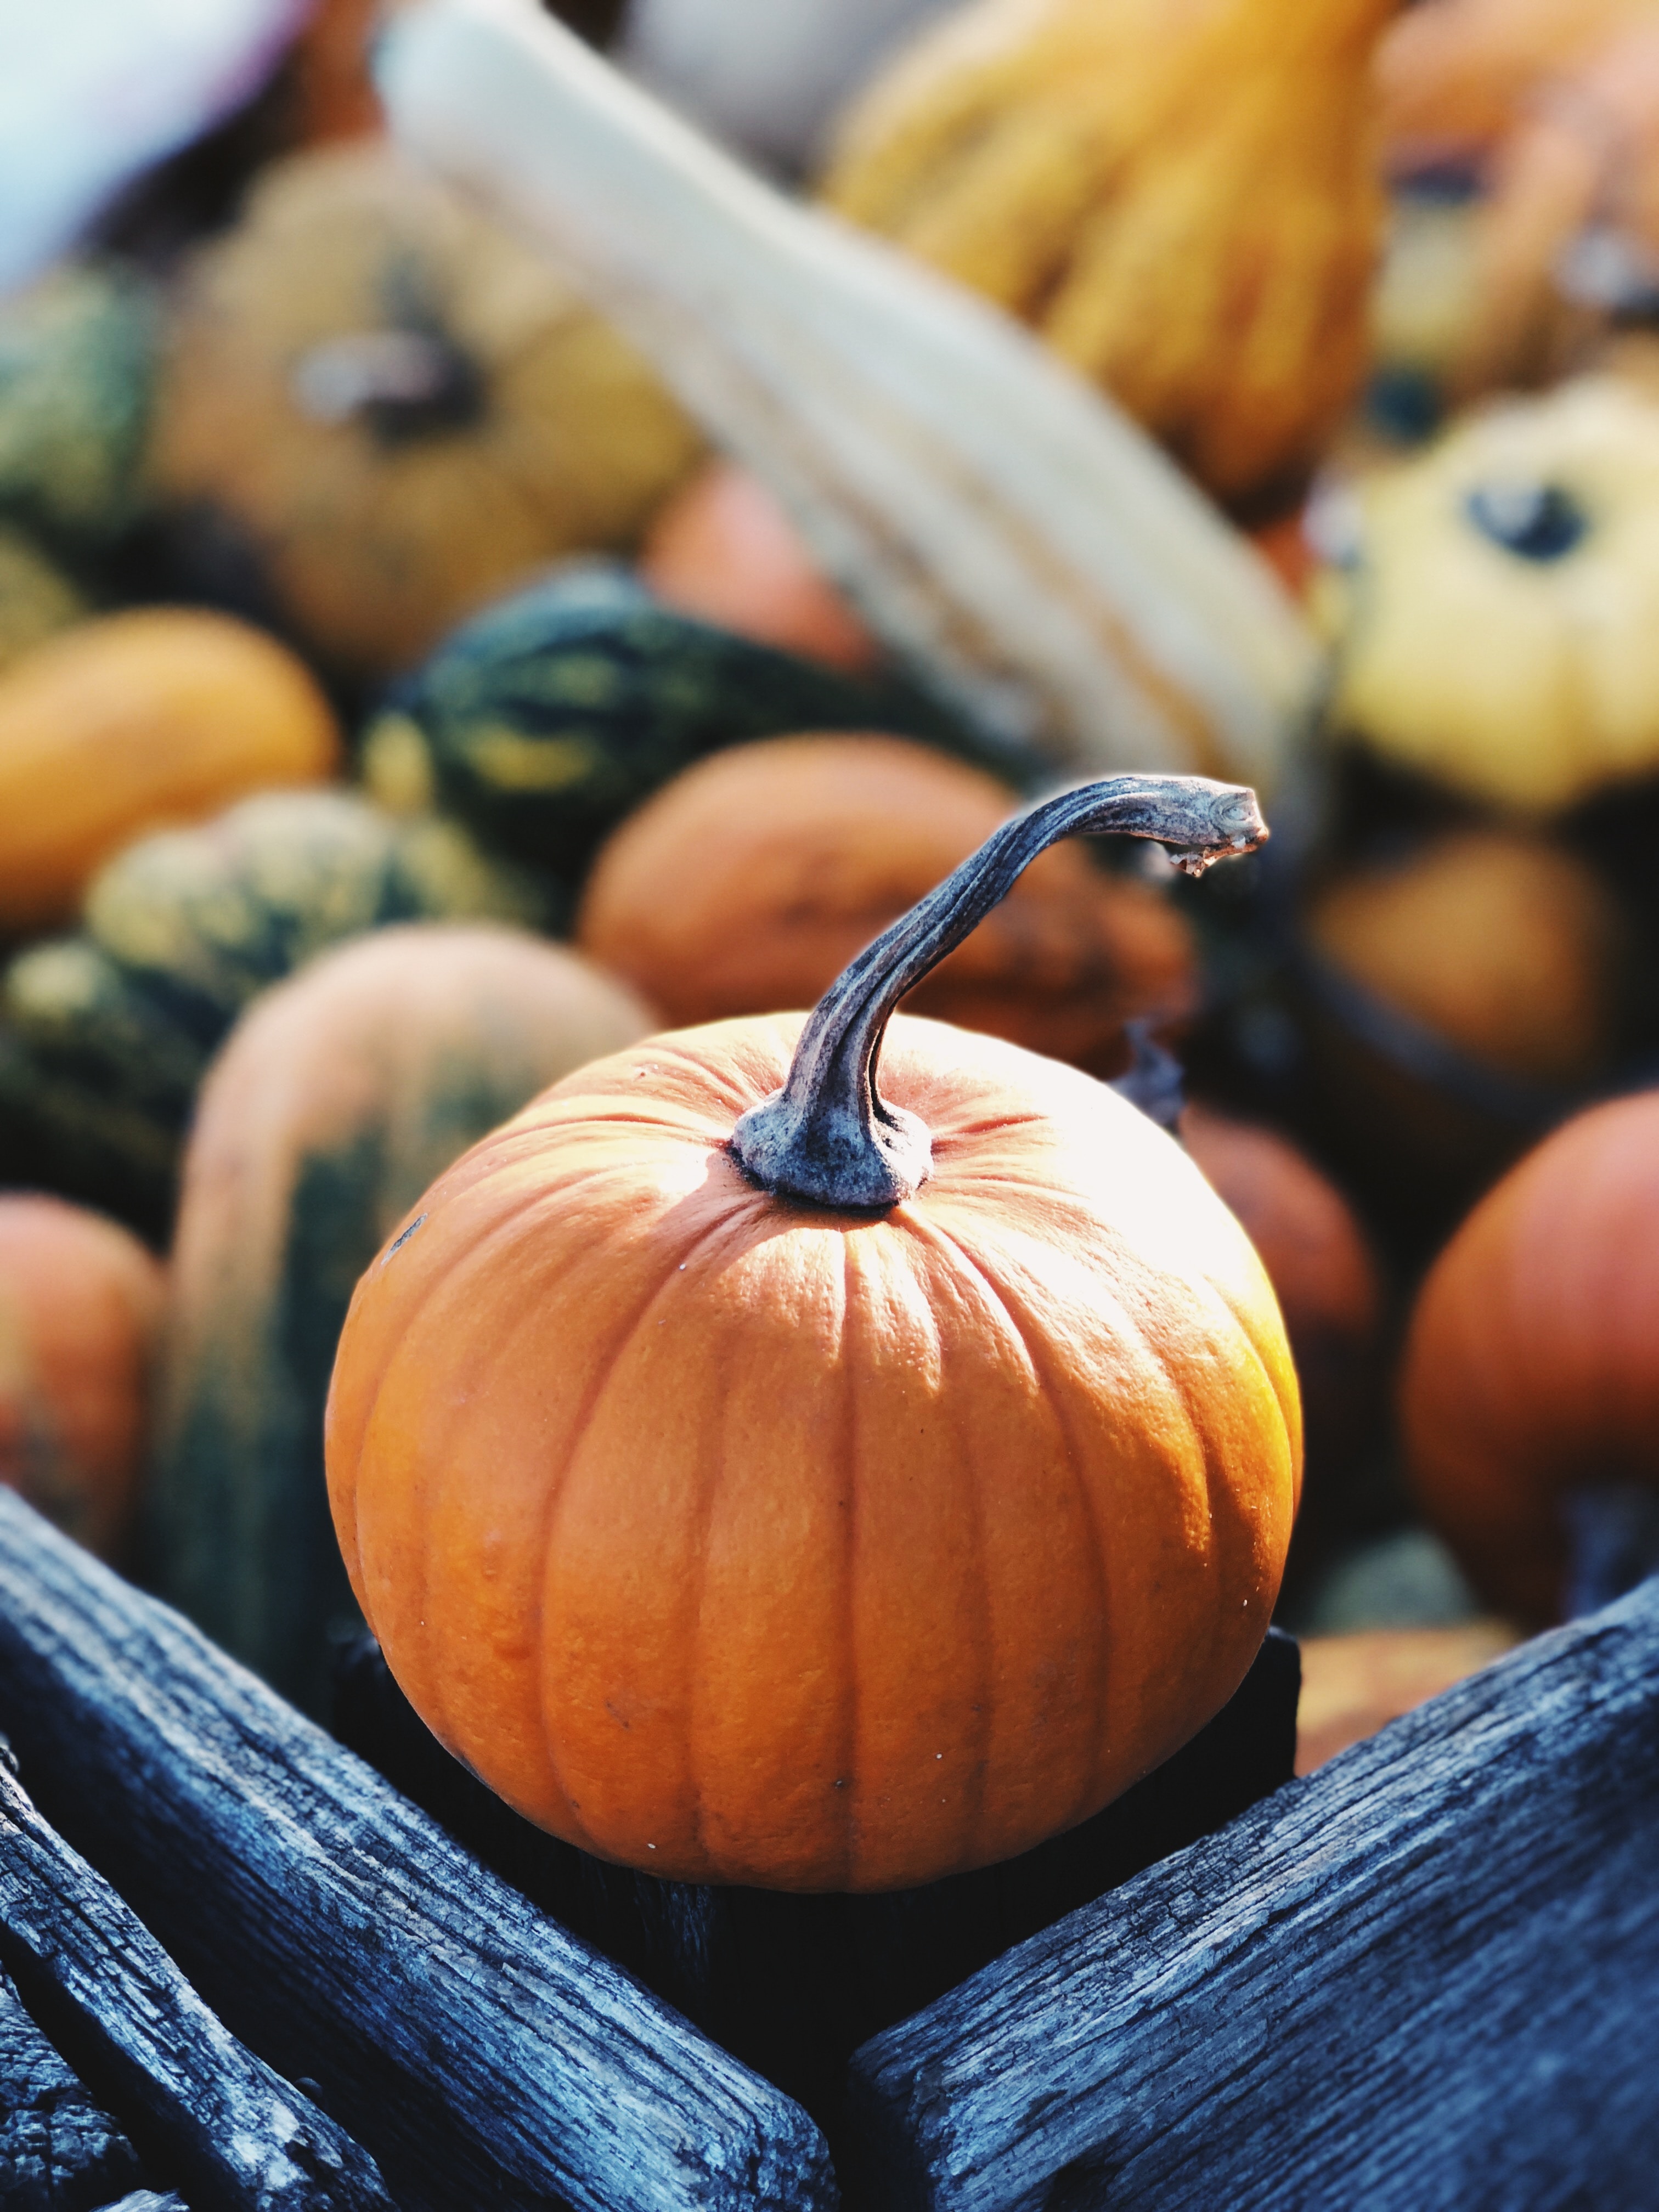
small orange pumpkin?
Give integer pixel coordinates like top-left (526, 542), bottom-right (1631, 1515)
top-left (1182, 1102), bottom-right (1381, 1470)
top-left (1401, 1091), bottom-right (1659, 1625)
top-left (575, 732), bottom-right (1197, 1076)
top-left (638, 461), bottom-right (882, 674)
top-left (0, 1194), bottom-right (165, 1558)
top-left (326, 774), bottom-right (1296, 1891)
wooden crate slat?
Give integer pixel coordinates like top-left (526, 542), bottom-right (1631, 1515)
top-left (1, 1956), bottom-right (145, 2210)
top-left (849, 1578), bottom-right (1659, 2212)
top-left (0, 1758), bottom-right (394, 2211)
top-left (0, 1492), bottom-right (838, 2212)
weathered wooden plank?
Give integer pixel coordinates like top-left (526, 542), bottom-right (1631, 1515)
top-left (334, 1628), bottom-right (1299, 2147)
top-left (849, 1578), bottom-right (1659, 2212)
top-left (0, 1492), bottom-right (837, 2212)
top-left (0, 1759), bottom-right (393, 2212)
top-left (0, 1956), bottom-right (143, 2212)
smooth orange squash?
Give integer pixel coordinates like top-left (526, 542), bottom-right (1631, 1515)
top-left (1401, 1092), bottom-right (1659, 1625)
top-left (0, 608), bottom-right (340, 936)
top-left (326, 774), bottom-right (1298, 1891)
top-left (576, 733), bottom-right (1197, 1076)
top-left (638, 462), bottom-right (882, 674)
top-left (0, 1194), bottom-right (165, 1556)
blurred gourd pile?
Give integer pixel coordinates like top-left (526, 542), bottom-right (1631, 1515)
top-left (6, 0), bottom-right (1659, 1778)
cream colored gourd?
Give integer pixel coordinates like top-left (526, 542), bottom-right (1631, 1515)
top-left (1321, 378), bottom-right (1659, 814)
top-left (375, 0), bottom-right (1320, 792)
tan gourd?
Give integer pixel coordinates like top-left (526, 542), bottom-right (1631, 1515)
top-left (145, 139), bottom-right (704, 680)
top-left (1305, 830), bottom-right (1625, 1089)
top-left (374, 0), bottom-right (1320, 792)
top-left (822, 0), bottom-right (1401, 515)
top-left (0, 608), bottom-right (340, 936)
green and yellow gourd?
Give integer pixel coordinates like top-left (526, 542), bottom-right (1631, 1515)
top-left (151, 923), bottom-right (653, 1713)
top-left (0, 530), bottom-right (84, 678)
top-left (0, 261), bottom-right (160, 549)
top-left (0, 791), bottom-right (538, 1242)
top-left (359, 562), bottom-right (1019, 908)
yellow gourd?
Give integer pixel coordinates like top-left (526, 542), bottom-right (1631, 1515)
top-left (822, 0), bottom-right (1400, 514)
top-left (1321, 379), bottom-right (1659, 814)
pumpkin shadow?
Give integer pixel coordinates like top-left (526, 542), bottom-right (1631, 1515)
top-left (332, 1626), bottom-right (1299, 2170)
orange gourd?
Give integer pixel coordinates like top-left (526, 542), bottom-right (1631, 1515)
top-left (0, 1194), bottom-right (165, 1557)
top-left (326, 774), bottom-right (1298, 1891)
top-left (1182, 1102), bottom-right (1381, 1466)
top-left (1376, 0), bottom-right (1650, 172)
top-left (638, 462), bottom-right (881, 674)
top-left (1401, 1092), bottom-right (1659, 1625)
top-left (823, 0), bottom-right (1400, 515)
top-left (576, 733), bottom-right (1197, 1077)
top-left (1304, 832), bottom-right (1626, 1089)
top-left (0, 608), bottom-right (340, 937)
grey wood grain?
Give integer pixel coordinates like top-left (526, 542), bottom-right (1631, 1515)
top-left (850, 1577), bottom-right (1659, 2212)
top-left (0, 1491), bottom-right (837, 2212)
top-left (0, 1958), bottom-right (142, 2212)
top-left (0, 1761), bottom-right (392, 2212)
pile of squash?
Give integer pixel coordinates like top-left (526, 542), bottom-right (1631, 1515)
top-left (4, 0), bottom-right (1659, 1901)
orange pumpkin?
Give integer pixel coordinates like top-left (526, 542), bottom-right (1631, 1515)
top-left (1182, 1102), bottom-right (1381, 1469)
top-left (0, 608), bottom-right (340, 938)
top-left (0, 1194), bottom-right (165, 1557)
top-left (639, 462), bottom-right (882, 674)
top-left (1401, 1091), bottom-right (1659, 1626)
top-left (326, 773), bottom-right (1297, 1891)
top-left (575, 733), bottom-right (1197, 1077)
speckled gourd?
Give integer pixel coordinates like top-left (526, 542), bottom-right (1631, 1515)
top-left (151, 923), bottom-right (653, 1712)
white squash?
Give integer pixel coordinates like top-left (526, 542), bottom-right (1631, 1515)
top-left (375, 0), bottom-right (1321, 792)
top-left (617, 0), bottom-right (961, 176)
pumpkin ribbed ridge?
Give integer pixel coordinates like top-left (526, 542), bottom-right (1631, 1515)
top-left (329, 1012), bottom-right (1297, 1889)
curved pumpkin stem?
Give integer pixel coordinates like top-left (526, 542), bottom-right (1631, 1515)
top-left (730, 772), bottom-right (1267, 1209)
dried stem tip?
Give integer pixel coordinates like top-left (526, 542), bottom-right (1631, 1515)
top-left (730, 772), bottom-right (1266, 1210)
